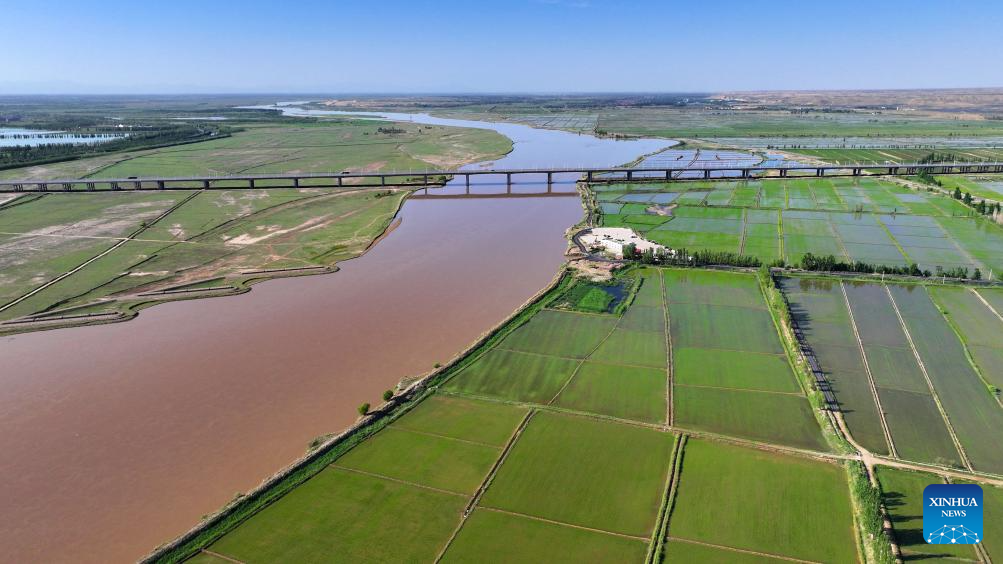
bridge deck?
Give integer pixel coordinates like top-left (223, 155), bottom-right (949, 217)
top-left (0, 162), bottom-right (1001, 192)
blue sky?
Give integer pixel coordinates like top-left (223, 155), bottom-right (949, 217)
top-left (3, 0), bottom-right (1002, 94)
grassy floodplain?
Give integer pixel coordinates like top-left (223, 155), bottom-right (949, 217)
top-left (160, 266), bottom-right (865, 563)
top-left (595, 176), bottom-right (1003, 274)
top-left (0, 118), bottom-right (512, 328)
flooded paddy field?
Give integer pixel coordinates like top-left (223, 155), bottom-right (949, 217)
top-left (783, 277), bottom-right (1003, 474)
top-left (594, 177), bottom-right (1003, 274)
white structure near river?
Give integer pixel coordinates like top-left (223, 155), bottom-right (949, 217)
top-left (579, 227), bottom-right (671, 259)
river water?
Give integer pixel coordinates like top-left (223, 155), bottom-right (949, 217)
top-left (0, 107), bottom-right (671, 562)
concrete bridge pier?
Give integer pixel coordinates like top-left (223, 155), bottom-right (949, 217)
top-left (292, 178), bottom-right (299, 188)
top-left (86, 182), bottom-right (95, 191)
top-left (586, 171), bottom-right (593, 182)
top-left (852, 168), bottom-right (861, 176)
top-left (779, 168), bottom-right (788, 177)
top-left (506, 172), bottom-right (512, 190)
top-left (547, 171), bottom-right (553, 187)
top-left (626, 170), bottom-right (633, 181)
top-left (248, 179), bottom-right (255, 188)
top-left (665, 170), bottom-right (671, 180)
top-left (741, 168), bottom-right (750, 179)
top-left (337, 176), bottom-right (343, 187)
top-left (156, 180), bottom-right (165, 190)
top-left (422, 174), bottom-right (428, 186)
top-left (134, 181), bottom-right (142, 190)
top-left (815, 168), bottom-right (824, 177)
top-left (13, 183), bottom-right (23, 192)
top-left (703, 169), bottom-right (711, 180)
top-left (62, 183), bottom-right (72, 191)
top-left (202, 180), bottom-right (210, 189)
top-left (111, 182), bottom-right (121, 191)
top-left (39, 183), bottom-right (49, 192)
top-left (465, 174), bottom-right (470, 189)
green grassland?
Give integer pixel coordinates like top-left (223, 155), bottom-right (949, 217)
top-left (667, 439), bottom-right (858, 563)
top-left (875, 467), bottom-right (978, 561)
top-left (0, 118), bottom-right (512, 329)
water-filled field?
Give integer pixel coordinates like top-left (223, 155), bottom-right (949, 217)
top-left (783, 277), bottom-right (1003, 474)
top-left (596, 177), bottom-right (1003, 274)
top-left (787, 147), bottom-right (1003, 164)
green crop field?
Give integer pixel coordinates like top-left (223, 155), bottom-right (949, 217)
top-left (594, 176), bottom-right (1003, 274)
top-left (876, 467), bottom-right (979, 561)
top-left (447, 272), bottom-right (669, 425)
top-left (667, 439), bottom-right (858, 563)
top-left (203, 467), bottom-right (466, 562)
top-left (444, 348), bottom-right (580, 403)
top-left (663, 269), bottom-right (825, 450)
top-left (195, 395), bottom-right (526, 563)
top-left (480, 411), bottom-right (675, 538)
top-left (441, 508), bottom-right (648, 564)
top-left (497, 309), bottom-right (619, 359)
top-left (553, 361), bottom-right (666, 423)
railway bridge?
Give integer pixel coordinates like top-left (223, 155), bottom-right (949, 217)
top-left (0, 162), bottom-right (1001, 193)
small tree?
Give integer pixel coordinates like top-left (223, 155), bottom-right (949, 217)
top-left (954, 187), bottom-right (963, 200)
top-left (382, 389), bottom-right (394, 402)
top-left (974, 268), bottom-right (983, 281)
top-left (358, 402), bottom-right (370, 416)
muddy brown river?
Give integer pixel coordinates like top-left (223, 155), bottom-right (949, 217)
top-left (0, 108), bottom-right (671, 563)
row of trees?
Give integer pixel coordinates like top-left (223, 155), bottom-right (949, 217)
top-left (622, 243), bottom-right (761, 268)
top-left (798, 252), bottom-right (983, 280)
top-left (619, 246), bottom-right (985, 281)
top-left (0, 124), bottom-right (224, 169)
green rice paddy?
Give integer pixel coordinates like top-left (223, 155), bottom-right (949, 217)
top-left (668, 439), bottom-right (858, 563)
top-left (596, 177), bottom-right (1003, 275)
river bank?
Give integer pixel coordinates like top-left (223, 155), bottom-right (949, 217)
top-left (0, 106), bottom-right (672, 562)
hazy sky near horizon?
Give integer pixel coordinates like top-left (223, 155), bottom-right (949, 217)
top-left (4, 0), bottom-right (1002, 94)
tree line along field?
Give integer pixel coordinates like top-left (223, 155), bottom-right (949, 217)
top-left (782, 277), bottom-right (1003, 474)
top-left (0, 118), bottom-right (512, 329)
top-left (594, 176), bottom-right (1003, 275)
top-left (784, 147), bottom-right (1003, 165)
top-left (157, 266), bottom-right (872, 563)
